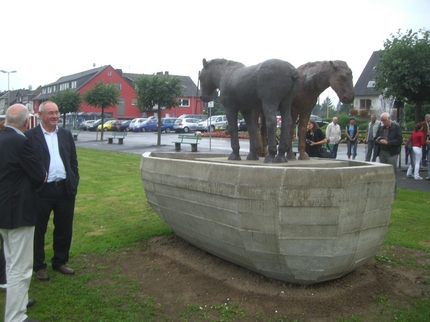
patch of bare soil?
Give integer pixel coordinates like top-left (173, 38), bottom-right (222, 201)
top-left (83, 235), bottom-right (430, 321)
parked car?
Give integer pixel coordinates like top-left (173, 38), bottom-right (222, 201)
top-left (133, 118), bottom-right (158, 132)
top-left (129, 118), bottom-right (147, 131)
top-left (238, 119), bottom-right (247, 131)
top-left (310, 115), bottom-right (329, 128)
top-left (118, 120), bottom-right (132, 132)
top-left (173, 118), bottom-right (199, 133)
top-left (79, 120), bottom-right (96, 131)
top-left (197, 115), bottom-right (228, 132)
top-left (88, 119), bottom-right (102, 131)
top-left (159, 118), bottom-right (178, 133)
top-left (177, 114), bottom-right (208, 121)
top-left (97, 120), bottom-right (118, 131)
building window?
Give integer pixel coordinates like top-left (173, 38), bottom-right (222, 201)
top-left (117, 98), bottom-right (125, 115)
top-left (108, 71), bottom-right (112, 76)
top-left (179, 98), bottom-right (190, 107)
top-left (360, 99), bottom-right (372, 110)
top-left (42, 88), bottom-right (47, 94)
top-left (59, 83), bottom-right (70, 91)
top-left (71, 81), bottom-right (77, 89)
top-left (367, 81), bottom-right (376, 88)
top-left (116, 83), bottom-right (122, 90)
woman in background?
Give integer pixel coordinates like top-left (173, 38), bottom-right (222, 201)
top-left (305, 120), bottom-right (327, 157)
top-left (407, 122), bottom-right (425, 180)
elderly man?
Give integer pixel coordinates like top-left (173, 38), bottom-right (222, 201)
top-left (325, 117), bottom-right (341, 158)
top-left (0, 104), bottom-right (46, 322)
top-left (375, 112), bottom-right (403, 199)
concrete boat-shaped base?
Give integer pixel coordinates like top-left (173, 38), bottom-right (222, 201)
top-left (140, 152), bottom-right (395, 285)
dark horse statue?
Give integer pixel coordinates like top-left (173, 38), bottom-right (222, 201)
top-left (199, 58), bottom-right (299, 163)
top-left (257, 60), bottom-right (354, 159)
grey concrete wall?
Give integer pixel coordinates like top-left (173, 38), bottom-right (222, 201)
top-left (141, 152), bottom-right (395, 285)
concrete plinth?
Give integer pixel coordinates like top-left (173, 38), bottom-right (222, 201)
top-left (140, 152), bottom-right (395, 285)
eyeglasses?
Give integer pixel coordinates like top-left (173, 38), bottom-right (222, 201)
top-left (45, 111), bottom-right (60, 116)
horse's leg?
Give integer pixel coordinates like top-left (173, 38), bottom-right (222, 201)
top-left (298, 111), bottom-right (311, 160)
top-left (275, 101), bottom-right (292, 163)
top-left (254, 109), bottom-right (264, 156)
top-left (260, 112), bottom-right (268, 156)
top-left (262, 103), bottom-right (278, 163)
top-left (287, 109), bottom-right (298, 160)
top-left (243, 110), bottom-right (258, 160)
top-left (226, 108), bottom-right (241, 160)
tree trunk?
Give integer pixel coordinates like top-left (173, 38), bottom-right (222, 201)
top-left (101, 108), bottom-right (105, 141)
top-left (414, 101), bottom-right (423, 123)
top-left (157, 103), bottom-right (162, 146)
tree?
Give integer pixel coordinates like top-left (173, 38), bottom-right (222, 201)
top-left (50, 89), bottom-right (82, 128)
top-left (134, 74), bottom-right (183, 145)
top-left (321, 97), bottom-right (335, 119)
top-left (83, 82), bottom-right (120, 140)
top-left (376, 29), bottom-right (430, 123)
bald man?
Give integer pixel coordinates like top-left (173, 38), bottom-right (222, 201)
top-left (0, 104), bottom-right (46, 322)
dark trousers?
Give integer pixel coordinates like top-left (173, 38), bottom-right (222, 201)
top-left (34, 182), bottom-right (75, 271)
top-left (0, 237), bottom-right (6, 284)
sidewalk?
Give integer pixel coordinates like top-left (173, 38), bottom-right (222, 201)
top-left (74, 131), bottom-right (430, 192)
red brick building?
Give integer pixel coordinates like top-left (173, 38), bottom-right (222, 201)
top-left (32, 65), bottom-right (203, 124)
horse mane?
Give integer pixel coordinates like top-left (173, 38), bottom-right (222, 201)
top-left (205, 58), bottom-right (246, 69)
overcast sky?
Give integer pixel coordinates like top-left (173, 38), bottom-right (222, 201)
top-left (1, 0), bottom-right (429, 105)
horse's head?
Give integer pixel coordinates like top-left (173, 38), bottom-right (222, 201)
top-left (329, 61), bottom-right (354, 104)
top-left (199, 58), bottom-right (219, 102)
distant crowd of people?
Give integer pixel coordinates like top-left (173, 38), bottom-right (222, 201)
top-left (305, 112), bottom-right (430, 198)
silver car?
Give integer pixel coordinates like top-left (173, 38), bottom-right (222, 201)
top-left (129, 118), bottom-right (147, 131)
top-left (197, 115), bottom-right (228, 132)
top-left (173, 118), bottom-right (199, 133)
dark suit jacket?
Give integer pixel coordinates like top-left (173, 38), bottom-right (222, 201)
top-left (25, 125), bottom-right (79, 199)
top-left (0, 127), bottom-right (46, 229)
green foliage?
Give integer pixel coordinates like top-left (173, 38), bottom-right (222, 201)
top-left (404, 103), bottom-right (430, 123)
top-left (50, 89), bottom-right (82, 127)
top-left (83, 81), bottom-right (121, 110)
top-left (376, 29), bottom-right (430, 122)
top-left (83, 81), bottom-right (121, 140)
top-left (50, 89), bottom-right (82, 114)
top-left (339, 102), bottom-right (353, 114)
top-left (134, 74), bottom-right (183, 111)
top-left (134, 74), bottom-right (184, 145)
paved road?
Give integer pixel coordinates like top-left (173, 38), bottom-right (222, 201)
top-left (74, 130), bottom-right (430, 192)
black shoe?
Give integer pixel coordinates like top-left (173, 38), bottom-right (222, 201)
top-left (27, 298), bottom-right (36, 308)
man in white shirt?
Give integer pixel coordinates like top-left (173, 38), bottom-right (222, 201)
top-left (325, 117), bottom-right (341, 158)
top-left (365, 113), bottom-right (381, 162)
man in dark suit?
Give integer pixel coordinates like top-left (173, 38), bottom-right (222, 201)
top-left (25, 101), bottom-right (80, 281)
top-left (0, 104), bottom-right (46, 322)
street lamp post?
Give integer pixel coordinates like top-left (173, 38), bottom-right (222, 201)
top-left (1, 70), bottom-right (17, 108)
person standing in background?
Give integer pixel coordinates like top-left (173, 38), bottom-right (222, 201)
top-left (406, 123), bottom-right (425, 180)
top-left (422, 114), bottom-right (430, 166)
top-left (376, 112), bottom-right (403, 199)
top-left (25, 101), bottom-right (79, 281)
top-left (345, 117), bottom-right (358, 160)
top-left (365, 113), bottom-right (381, 162)
top-left (0, 104), bottom-right (47, 322)
top-left (325, 117), bottom-right (341, 158)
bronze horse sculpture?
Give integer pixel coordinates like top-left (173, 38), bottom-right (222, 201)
top-left (199, 58), bottom-right (299, 163)
top-left (257, 60), bottom-right (354, 159)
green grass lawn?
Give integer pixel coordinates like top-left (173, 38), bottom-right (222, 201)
top-left (1, 147), bottom-right (429, 321)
